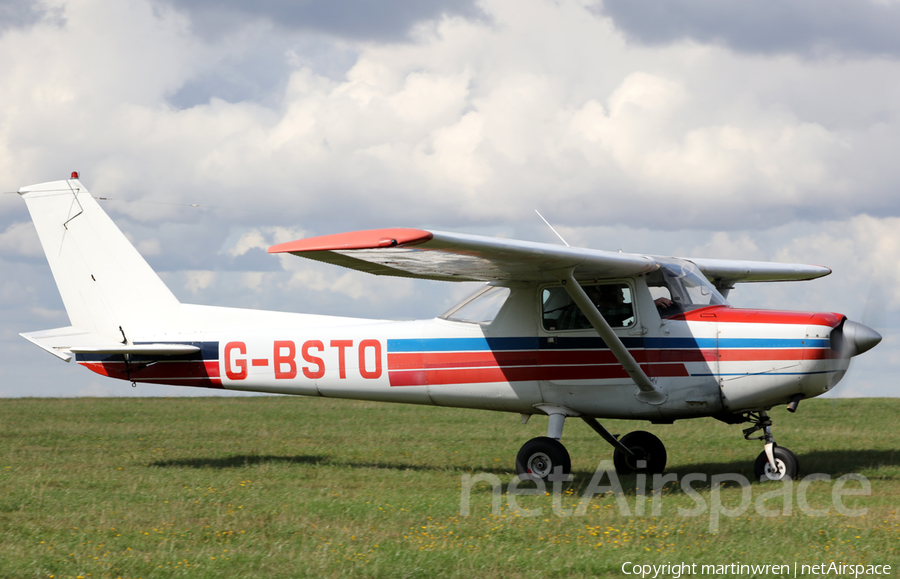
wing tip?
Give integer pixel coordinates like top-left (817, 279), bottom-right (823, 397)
top-left (268, 228), bottom-right (434, 254)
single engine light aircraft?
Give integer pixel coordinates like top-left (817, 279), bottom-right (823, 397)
top-left (19, 175), bottom-right (882, 482)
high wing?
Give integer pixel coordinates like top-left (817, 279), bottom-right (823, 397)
top-left (687, 257), bottom-right (831, 289)
top-left (269, 228), bottom-right (657, 282)
top-left (269, 228), bottom-right (832, 285)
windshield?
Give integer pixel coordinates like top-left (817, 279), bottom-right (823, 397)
top-left (646, 258), bottom-right (728, 317)
top-left (440, 285), bottom-right (511, 324)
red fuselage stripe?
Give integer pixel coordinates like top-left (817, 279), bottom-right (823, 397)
top-left (387, 362), bottom-right (692, 386)
top-left (385, 347), bottom-right (834, 386)
top-left (79, 360), bottom-right (223, 388)
top-left (672, 306), bottom-right (843, 327)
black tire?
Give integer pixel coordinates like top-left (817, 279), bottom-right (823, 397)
top-left (515, 437), bottom-right (571, 481)
top-left (781, 446), bottom-right (800, 474)
top-left (613, 430), bottom-right (667, 474)
top-left (754, 446), bottom-right (800, 481)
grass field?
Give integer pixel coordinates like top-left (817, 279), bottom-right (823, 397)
top-left (0, 396), bottom-right (897, 578)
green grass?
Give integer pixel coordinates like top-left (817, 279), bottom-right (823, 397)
top-left (0, 396), bottom-right (897, 578)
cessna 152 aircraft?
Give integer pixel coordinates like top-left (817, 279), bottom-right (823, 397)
top-left (19, 175), bottom-right (882, 482)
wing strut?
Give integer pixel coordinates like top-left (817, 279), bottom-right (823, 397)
top-left (559, 269), bottom-right (666, 405)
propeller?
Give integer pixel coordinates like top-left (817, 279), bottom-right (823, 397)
top-left (823, 272), bottom-right (887, 397)
top-left (830, 317), bottom-right (882, 358)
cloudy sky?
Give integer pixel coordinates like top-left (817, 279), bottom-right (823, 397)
top-left (1, 0), bottom-right (898, 398)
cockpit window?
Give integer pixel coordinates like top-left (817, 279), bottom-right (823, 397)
top-left (542, 283), bottom-right (635, 331)
top-left (647, 258), bottom-right (728, 317)
top-left (440, 285), bottom-right (511, 324)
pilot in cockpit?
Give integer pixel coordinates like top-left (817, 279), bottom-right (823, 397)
top-left (586, 284), bottom-right (634, 327)
top-left (646, 269), bottom-right (680, 315)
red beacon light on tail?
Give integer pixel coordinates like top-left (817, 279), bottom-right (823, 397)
top-left (70, 171), bottom-right (79, 179)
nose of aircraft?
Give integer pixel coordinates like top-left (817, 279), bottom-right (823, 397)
top-left (831, 319), bottom-right (882, 358)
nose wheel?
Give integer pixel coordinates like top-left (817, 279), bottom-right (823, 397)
top-left (742, 411), bottom-right (800, 481)
top-left (754, 445), bottom-right (799, 481)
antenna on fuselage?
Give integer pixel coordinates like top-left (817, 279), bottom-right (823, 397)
top-left (535, 210), bottom-right (569, 247)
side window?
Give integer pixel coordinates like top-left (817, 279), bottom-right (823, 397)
top-left (542, 283), bottom-right (634, 331)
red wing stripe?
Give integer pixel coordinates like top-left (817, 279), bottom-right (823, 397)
top-left (268, 228), bottom-right (434, 253)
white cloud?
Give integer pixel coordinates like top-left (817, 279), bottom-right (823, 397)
top-left (184, 269), bottom-right (217, 294)
top-left (136, 237), bottom-right (161, 256)
top-left (227, 229), bottom-right (268, 257)
top-left (6, 0), bottom-right (898, 229)
top-left (240, 271), bottom-right (265, 291)
top-left (776, 215), bottom-right (900, 312)
top-left (0, 221), bottom-right (42, 257)
top-left (226, 226), bottom-right (307, 257)
top-left (685, 231), bottom-right (765, 261)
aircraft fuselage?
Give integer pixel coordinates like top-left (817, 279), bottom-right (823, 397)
top-left (75, 286), bottom-right (849, 421)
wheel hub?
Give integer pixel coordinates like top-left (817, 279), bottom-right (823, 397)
top-left (527, 452), bottom-right (552, 478)
top-left (762, 458), bottom-right (787, 480)
top-left (624, 447), bottom-right (649, 470)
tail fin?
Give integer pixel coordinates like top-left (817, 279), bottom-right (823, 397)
top-left (18, 176), bottom-right (181, 343)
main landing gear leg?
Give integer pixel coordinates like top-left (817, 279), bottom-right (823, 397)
top-left (743, 411), bottom-right (800, 481)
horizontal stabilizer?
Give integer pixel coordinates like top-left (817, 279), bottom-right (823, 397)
top-left (69, 344), bottom-right (201, 355)
top-left (21, 326), bottom-right (106, 362)
top-left (21, 326), bottom-right (199, 362)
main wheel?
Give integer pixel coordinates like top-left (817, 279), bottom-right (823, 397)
top-left (754, 445), bottom-right (799, 481)
top-left (515, 437), bottom-right (571, 481)
top-left (613, 430), bottom-right (667, 474)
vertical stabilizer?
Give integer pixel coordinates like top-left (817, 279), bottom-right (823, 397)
top-left (18, 177), bottom-right (181, 342)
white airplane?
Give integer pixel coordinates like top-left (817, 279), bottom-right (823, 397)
top-left (18, 174), bottom-right (881, 482)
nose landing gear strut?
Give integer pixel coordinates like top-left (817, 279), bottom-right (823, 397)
top-left (742, 410), bottom-right (800, 481)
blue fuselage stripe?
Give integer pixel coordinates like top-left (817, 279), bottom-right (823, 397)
top-left (386, 337), bottom-right (830, 352)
